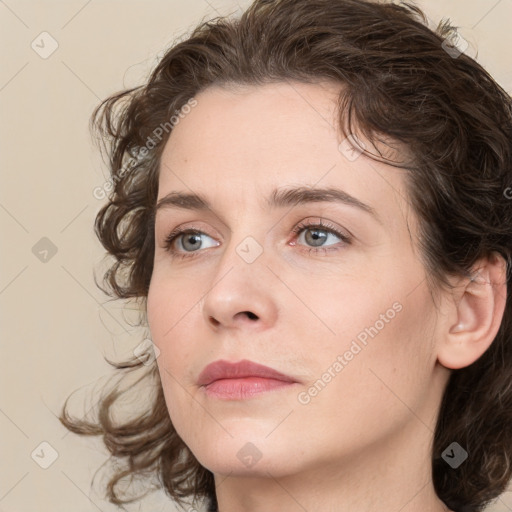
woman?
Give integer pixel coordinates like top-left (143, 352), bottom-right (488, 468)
top-left (60, 1), bottom-right (512, 511)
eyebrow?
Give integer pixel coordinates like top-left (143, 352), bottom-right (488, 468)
top-left (155, 186), bottom-right (380, 222)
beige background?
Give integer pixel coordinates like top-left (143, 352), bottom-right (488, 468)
top-left (1, 1), bottom-right (512, 511)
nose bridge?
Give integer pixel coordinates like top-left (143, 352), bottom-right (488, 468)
top-left (216, 203), bottom-right (270, 273)
top-left (201, 219), bottom-right (278, 329)
top-left (208, 228), bottom-right (268, 298)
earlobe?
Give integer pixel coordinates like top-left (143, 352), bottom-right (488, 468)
top-left (437, 252), bottom-right (508, 370)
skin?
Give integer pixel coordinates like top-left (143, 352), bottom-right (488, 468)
top-left (146, 81), bottom-right (507, 512)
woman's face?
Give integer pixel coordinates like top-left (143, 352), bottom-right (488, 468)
top-left (147, 81), bottom-right (449, 478)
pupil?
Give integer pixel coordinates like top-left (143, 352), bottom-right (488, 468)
top-left (307, 229), bottom-right (327, 247)
top-left (184, 233), bottom-right (201, 251)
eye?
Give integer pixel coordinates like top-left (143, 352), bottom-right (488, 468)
top-left (163, 228), bottom-right (219, 259)
top-left (162, 218), bottom-right (351, 260)
top-left (290, 218), bottom-right (351, 254)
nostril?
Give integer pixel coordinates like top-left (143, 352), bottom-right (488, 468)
top-left (209, 316), bottom-right (220, 326)
top-left (244, 311), bottom-right (258, 320)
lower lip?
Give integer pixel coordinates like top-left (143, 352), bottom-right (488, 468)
top-left (202, 377), bottom-right (295, 400)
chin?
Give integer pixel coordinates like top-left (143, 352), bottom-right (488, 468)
top-left (187, 432), bottom-right (307, 477)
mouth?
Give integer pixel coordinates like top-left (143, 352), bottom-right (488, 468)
top-left (197, 359), bottom-right (298, 400)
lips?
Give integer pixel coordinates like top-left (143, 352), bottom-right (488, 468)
top-left (197, 359), bottom-right (297, 400)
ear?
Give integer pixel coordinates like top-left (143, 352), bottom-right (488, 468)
top-left (437, 252), bottom-right (508, 370)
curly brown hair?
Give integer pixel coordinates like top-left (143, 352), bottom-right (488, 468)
top-left (60, 1), bottom-right (512, 511)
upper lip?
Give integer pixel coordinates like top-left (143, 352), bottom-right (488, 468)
top-left (197, 359), bottom-right (296, 386)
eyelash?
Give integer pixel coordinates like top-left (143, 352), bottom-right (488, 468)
top-left (162, 219), bottom-right (352, 260)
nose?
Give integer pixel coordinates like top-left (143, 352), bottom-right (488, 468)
top-left (201, 240), bottom-right (279, 332)
top-left (207, 309), bottom-right (259, 328)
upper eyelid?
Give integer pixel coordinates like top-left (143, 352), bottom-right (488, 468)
top-left (163, 219), bottom-right (345, 236)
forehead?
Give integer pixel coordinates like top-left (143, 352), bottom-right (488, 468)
top-left (163, 81), bottom-right (342, 166)
top-left (158, 81), bottom-right (414, 232)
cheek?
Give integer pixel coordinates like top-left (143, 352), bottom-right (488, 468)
top-left (298, 266), bottom-right (437, 400)
top-left (319, 285), bottom-right (436, 416)
top-left (147, 269), bottom-right (200, 342)
top-left (147, 270), bottom-right (211, 385)
top-left (147, 277), bottom-right (195, 389)
top-left (281, 271), bottom-right (401, 358)
top-left (319, 257), bottom-right (434, 363)
top-left (147, 279), bottom-right (200, 438)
